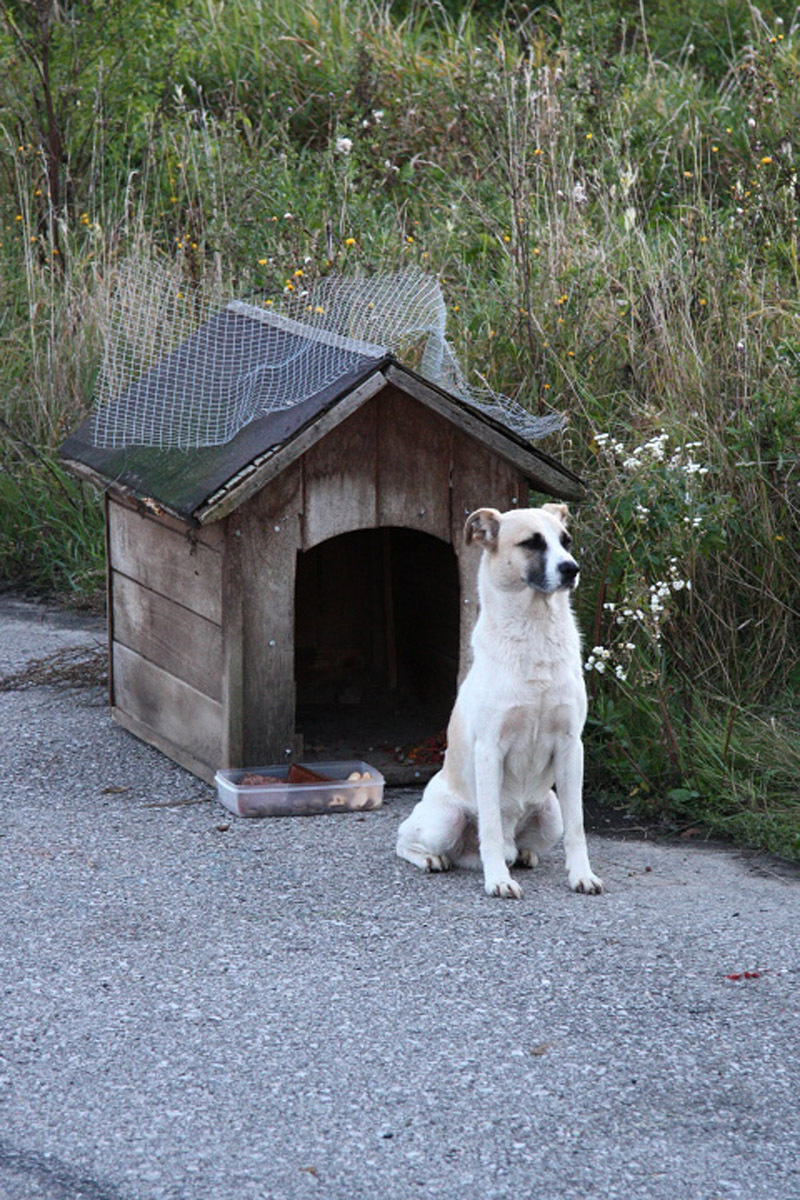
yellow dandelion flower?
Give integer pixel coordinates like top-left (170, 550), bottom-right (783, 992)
top-left (761, 156), bottom-right (773, 165)
top-left (258, 258), bottom-right (267, 265)
top-left (345, 237), bottom-right (356, 246)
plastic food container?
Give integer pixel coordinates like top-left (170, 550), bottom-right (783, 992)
top-left (214, 760), bottom-right (385, 818)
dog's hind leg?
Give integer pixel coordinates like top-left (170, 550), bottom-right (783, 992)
top-left (514, 790), bottom-right (564, 868)
top-left (396, 785), bottom-right (466, 874)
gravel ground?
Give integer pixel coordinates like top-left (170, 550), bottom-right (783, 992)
top-left (1, 595), bottom-right (798, 1200)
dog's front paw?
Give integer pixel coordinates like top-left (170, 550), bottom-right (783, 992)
top-left (485, 877), bottom-right (523, 899)
top-left (425, 854), bottom-right (451, 873)
top-left (569, 869), bottom-right (604, 894)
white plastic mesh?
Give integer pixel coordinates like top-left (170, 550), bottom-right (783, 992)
top-left (90, 258), bottom-right (563, 449)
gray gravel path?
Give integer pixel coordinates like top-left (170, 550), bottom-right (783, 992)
top-left (1, 595), bottom-right (798, 1200)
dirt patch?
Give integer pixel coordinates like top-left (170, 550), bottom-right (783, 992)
top-left (0, 644), bottom-right (107, 692)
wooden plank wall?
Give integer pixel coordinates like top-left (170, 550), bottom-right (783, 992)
top-left (107, 498), bottom-right (225, 781)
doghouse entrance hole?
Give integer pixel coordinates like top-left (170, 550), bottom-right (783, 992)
top-left (295, 527), bottom-right (459, 774)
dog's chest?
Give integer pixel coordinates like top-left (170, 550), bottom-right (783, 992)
top-left (491, 697), bottom-right (570, 807)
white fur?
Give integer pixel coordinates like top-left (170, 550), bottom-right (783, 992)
top-left (396, 504), bottom-right (603, 899)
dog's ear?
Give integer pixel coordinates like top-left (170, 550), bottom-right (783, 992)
top-left (542, 502), bottom-right (570, 527)
top-left (464, 508), bottom-right (501, 549)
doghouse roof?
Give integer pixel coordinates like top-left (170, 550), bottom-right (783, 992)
top-left (60, 357), bottom-right (584, 526)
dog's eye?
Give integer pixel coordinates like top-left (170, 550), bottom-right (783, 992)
top-left (560, 531), bottom-right (572, 549)
top-left (519, 533), bottom-right (546, 552)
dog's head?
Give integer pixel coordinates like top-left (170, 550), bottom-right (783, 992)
top-left (464, 503), bottom-right (579, 595)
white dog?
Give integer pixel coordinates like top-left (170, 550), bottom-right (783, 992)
top-left (396, 503), bottom-right (603, 899)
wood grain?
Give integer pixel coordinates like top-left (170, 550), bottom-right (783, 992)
top-left (112, 572), bottom-right (223, 701)
top-left (108, 501), bottom-right (223, 623)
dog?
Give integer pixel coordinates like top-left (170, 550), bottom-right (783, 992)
top-left (396, 503), bottom-right (603, 899)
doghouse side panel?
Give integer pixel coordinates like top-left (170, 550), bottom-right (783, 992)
top-left (107, 498), bottom-right (225, 780)
top-left (108, 501), bottom-right (223, 623)
top-left (112, 643), bottom-right (223, 777)
top-left (112, 573), bottom-right (223, 701)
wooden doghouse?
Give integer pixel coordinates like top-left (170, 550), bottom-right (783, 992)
top-left (61, 357), bottom-right (583, 784)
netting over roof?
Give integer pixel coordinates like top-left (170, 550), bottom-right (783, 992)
top-left (90, 259), bottom-right (563, 450)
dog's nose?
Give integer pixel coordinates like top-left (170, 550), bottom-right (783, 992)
top-left (559, 560), bottom-right (579, 586)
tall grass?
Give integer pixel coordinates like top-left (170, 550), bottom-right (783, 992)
top-left (0, 0), bottom-right (797, 853)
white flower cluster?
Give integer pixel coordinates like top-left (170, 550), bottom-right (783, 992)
top-left (584, 644), bottom-right (629, 681)
top-left (647, 563), bottom-right (692, 619)
top-left (621, 431), bottom-right (669, 470)
top-left (587, 430), bottom-right (705, 686)
top-left (604, 561), bottom-right (691, 630)
top-left (595, 431), bottom-right (709, 477)
top-left (587, 565), bottom-right (693, 684)
top-left (594, 430), bottom-right (710, 527)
